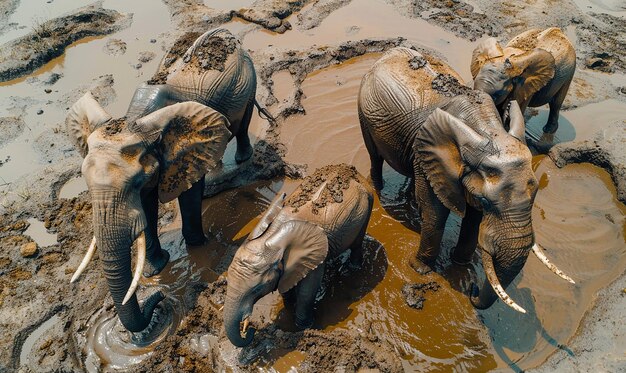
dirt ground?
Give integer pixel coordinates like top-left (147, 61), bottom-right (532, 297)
top-left (0, 0), bottom-right (625, 372)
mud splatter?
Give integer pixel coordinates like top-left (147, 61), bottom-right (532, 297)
top-left (402, 281), bottom-right (441, 310)
top-left (148, 32), bottom-right (202, 85)
top-left (286, 164), bottom-right (359, 214)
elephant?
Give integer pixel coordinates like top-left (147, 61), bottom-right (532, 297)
top-left (223, 164), bottom-right (373, 347)
top-left (65, 29), bottom-right (260, 339)
top-left (471, 27), bottom-right (576, 134)
top-left (357, 47), bottom-right (574, 313)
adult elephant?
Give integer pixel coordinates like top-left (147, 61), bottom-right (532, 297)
top-left (471, 27), bottom-right (576, 134)
top-left (66, 29), bottom-right (259, 338)
top-left (224, 164), bottom-right (373, 347)
top-left (358, 47), bottom-right (574, 313)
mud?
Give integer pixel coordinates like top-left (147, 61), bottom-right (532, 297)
top-left (236, 0), bottom-right (311, 34)
top-left (1, 0), bottom-right (626, 372)
top-left (402, 281), bottom-right (441, 310)
top-left (0, 3), bottom-right (132, 82)
top-left (285, 164), bottom-right (359, 214)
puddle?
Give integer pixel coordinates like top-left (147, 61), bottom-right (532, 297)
top-left (58, 175), bottom-right (87, 199)
top-left (240, 0), bottom-right (475, 81)
top-left (271, 70), bottom-right (296, 104)
top-left (223, 55), bottom-right (625, 370)
top-left (24, 218), bottom-right (57, 247)
top-left (280, 54), bottom-right (376, 174)
top-left (0, 0), bottom-right (170, 184)
top-left (19, 314), bottom-right (62, 366)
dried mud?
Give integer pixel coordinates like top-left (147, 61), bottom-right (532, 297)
top-left (1, 0), bottom-right (626, 372)
top-left (0, 3), bottom-right (132, 82)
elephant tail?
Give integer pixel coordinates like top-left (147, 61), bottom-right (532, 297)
top-left (253, 99), bottom-right (276, 126)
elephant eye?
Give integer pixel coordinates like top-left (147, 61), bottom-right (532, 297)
top-left (479, 196), bottom-right (492, 211)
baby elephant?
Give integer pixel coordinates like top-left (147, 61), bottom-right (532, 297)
top-left (224, 164), bottom-right (373, 347)
top-left (471, 27), bottom-right (575, 134)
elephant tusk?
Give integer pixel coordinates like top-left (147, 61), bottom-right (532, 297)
top-left (242, 318), bottom-right (249, 335)
top-left (481, 250), bottom-right (526, 314)
top-left (70, 236), bottom-right (97, 283)
top-left (122, 232), bottom-right (146, 305)
top-left (532, 243), bottom-right (575, 284)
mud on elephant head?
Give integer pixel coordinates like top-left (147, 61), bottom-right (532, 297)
top-left (65, 91), bottom-right (232, 335)
top-left (471, 28), bottom-right (576, 134)
top-left (223, 165), bottom-right (373, 347)
top-left (358, 47), bottom-right (574, 314)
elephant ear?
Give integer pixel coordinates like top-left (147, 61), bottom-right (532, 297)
top-left (248, 193), bottom-right (287, 240)
top-left (470, 37), bottom-right (504, 78)
top-left (264, 220), bottom-right (328, 294)
top-left (66, 92), bottom-right (112, 157)
top-left (414, 108), bottom-right (491, 217)
top-left (507, 48), bottom-right (556, 105)
top-left (134, 101), bottom-right (232, 203)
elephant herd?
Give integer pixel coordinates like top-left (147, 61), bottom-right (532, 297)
top-left (65, 27), bottom-right (577, 348)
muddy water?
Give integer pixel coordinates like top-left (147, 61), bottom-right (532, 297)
top-left (24, 217), bottom-right (57, 247)
top-left (223, 57), bottom-right (624, 371)
top-left (0, 0), bottom-right (170, 183)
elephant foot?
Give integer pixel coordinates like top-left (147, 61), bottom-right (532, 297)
top-left (542, 122), bottom-right (558, 134)
top-left (409, 257), bottom-right (433, 275)
top-left (469, 283), bottom-right (487, 310)
top-left (184, 233), bottom-right (208, 247)
top-left (235, 144), bottom-right (253, 164)
top-left (295, 316), bottom-right (314, 330)
top-left (370, 175), bottom-right (384, 190)
top-left (144, 249), bottom-right (170, 278)
top-left (450, 250), bottom-right (473, 266)
top-left (130, 303), bottom-right (172, 347)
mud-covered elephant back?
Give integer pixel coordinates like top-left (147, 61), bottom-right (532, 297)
top-left (284, 164), bottom-right (371, 257)
top-left (360, 48), bottom-right (466, 122)
top-left (148, 29), bottom-right (254, 118)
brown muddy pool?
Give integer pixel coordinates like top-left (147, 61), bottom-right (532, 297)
top-left (83, 56), bottom-right (626, 371)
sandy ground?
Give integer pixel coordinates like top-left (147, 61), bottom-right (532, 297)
top-left (0, 0), bottom-right (625, 372)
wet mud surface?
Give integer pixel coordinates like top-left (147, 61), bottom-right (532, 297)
top-left (1, 0), bottom-right (626, 372)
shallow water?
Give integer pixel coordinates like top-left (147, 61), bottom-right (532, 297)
top-left (24, 217), bottom-right (57, 247)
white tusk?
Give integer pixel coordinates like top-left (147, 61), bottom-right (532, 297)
top-left (242, 318), bottom-right (249, 334)
top-left (70, 236), bottom-right (97, 283)
top-left (481, 250), bottom-right (526, 314)
top-left (532, 243), bottom-right (575, 284)
top-left (122, 232), bottom-right (146, 305)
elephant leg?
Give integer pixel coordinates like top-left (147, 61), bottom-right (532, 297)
top-left (411, 171), bottom-right (449, 274)
top-left (178, 177), bottom-right (207, 246)
top-left (140, 187), bottom-right (169, 277)
top-left (235, 100), bottom-right (254, 164)
top-left (348, 212), bottom-right (371, 270)
top-left (294, 263), bottom-right (325, 329)
top-left (451, 205), bottom-right (482, 265)
top-left (544, 79), bottom-right (571, 134)
top-left (359, 114), bottom-right (383, 190)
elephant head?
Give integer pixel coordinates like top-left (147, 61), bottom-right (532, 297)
top-left (471, 37), bottom-right (556, 109)
top-left (415, 100), bottom-right (573, 313)
top-left (223, 194), bottom-right (328, 347)
top-left (66, 92), bottom-right (231, 333)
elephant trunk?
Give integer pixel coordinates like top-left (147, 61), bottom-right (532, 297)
top-left (223, 291), bottom-right (255, 347)
top-left (471, 214), bottom-right (532, 313)
top-left (92, 192), bottom-right (162, 333)
top-left (471, 249), bottom-right (528, 312)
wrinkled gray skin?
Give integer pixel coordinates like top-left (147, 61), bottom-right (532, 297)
top-left (224, 167), bottom-right (373, 347)
top-left (66, 29), bottom-right (257, 339)
top-left (471, 28), bottom-right (576, 134)
top-left (358, 47), bottom-right (539, 311)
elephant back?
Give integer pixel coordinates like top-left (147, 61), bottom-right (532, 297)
top-left (149, 29), bottom-right (255, 123)
top-left (358, 47), bottom-right (469, 174)
top-left (284, 164), bottom-right (373, 257)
